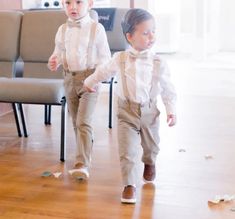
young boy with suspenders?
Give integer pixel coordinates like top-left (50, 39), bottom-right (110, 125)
top-left (84, 8), bottom-right (177, 204)
top-left (48, 0), bottom-right (111, 179)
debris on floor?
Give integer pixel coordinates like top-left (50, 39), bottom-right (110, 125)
top-left (41, 171), bottom-right (52, 177)
top-left (230, 207), bottom-right (235, 212)
top-left (41, 171), bottom-right (62, 178)
top-left (208, 194), bottom-right (235, 204)
top-left (178, 148), bottom-right (186, 152)
top-left (53, 172), bottom-right (62, 178)
top-left (205, 155), bottom-right (213, 160)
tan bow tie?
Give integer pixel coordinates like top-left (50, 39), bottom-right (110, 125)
top-left (67, 20), bottom-right (81, 28)
top-left (129, 51), bottom-right (149, 59)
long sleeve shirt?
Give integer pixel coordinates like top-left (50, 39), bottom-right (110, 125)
top-left (51, 13), bottom-right (111, 71)
top-left (84, 47), bottom-right (177, 115)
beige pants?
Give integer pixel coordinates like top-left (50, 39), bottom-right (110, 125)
top-left (64, 70), bottom-right (99, 167)
top-left (117, 98), bottom-right (160, 185)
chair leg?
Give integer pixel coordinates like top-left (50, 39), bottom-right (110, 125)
top-left (44, 105), bottom-right (48, 124)
top-left (12, 103), bottom-right (22, 137)
top-left (18, 103), bottom-right (28, 137)
top-left (60, 98), bottom-right (67, 162)
top-left (44, 105), bottom-right (51, 125)
top-left (48, 105), bottom-right (51, 125)
top-left (44, 104), bottom-right (51, 125)
top-left (108, 77), bottom-right (114, 129)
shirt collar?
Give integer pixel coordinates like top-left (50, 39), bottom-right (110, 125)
top-left (128, 47), bottom-right (155, 59)
top-left (67, 13), bottom-right (91, 27)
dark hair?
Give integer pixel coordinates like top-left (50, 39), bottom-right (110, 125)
top-left (121, 8), bottom-right (154, 38)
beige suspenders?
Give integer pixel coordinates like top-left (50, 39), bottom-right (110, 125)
top-left (149, 57), bottom-right (161, 102)
top-left (61, 24), bottom-right (68, 71)
top-left (86, 22), bottom-right (97, 69)
top-left (120, 51), bottom-right (130, 101)
top-left (61, 21), bottom-right (98, 72)
top-left (119, 51), bottom-right (161, 104)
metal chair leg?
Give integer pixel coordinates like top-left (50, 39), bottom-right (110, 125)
top-left (18, 103), bottom-right (28, 137)
top-left (44, 105), bottom-right (48, 124)
top-left (12, 103), bottom-right (22, 137)
top-left (44, 105), bottom-right (52, 125)
top-left (108, 77), bottom-right (114, 129)
top-left (44, 104), bottom-right (51, 125)
top-left (60, 97), bottom-right (66, 162)
top-left (48, 105), bottom-right (51, 125)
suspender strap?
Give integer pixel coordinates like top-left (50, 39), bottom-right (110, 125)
top-left (119, 52), bottom-right (161, 104)
top-left (61, 23), bottom-right (69, 71)
top-left (119, 51), bottom-right (130, 101)
top-left (61, 21), bottom-right (97, 71)
top-left (86, 22), bottom-right (97, 68)
top-left (149, 57), bottom-right (161, 102)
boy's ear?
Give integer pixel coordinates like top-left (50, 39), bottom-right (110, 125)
top-left (126, 33), bottom-right (132, 44)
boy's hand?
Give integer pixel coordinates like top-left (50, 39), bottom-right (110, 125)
top-left (83, 84), bottom-right (97, 93)
top-left (48, 55), bottom-right (58, 71)
top-left (167, 114), bottom-right (176, 127)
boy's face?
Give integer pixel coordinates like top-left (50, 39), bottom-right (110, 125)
top-left (126, 19), bottom-right (156, 51)
top-left (62, 0), bottom-right (93, 20)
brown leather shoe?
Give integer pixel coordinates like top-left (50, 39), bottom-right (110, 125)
top-left (143, 164), bottom-right (156, 183)
top-left (121, 185), bottom-right (136, 204)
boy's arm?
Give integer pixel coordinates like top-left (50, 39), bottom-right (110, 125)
top-left (95, 23), bottom-right (112, 66)
top-left (84, 53), bottom-right (119, 90)
top-left (159, 60), bottom-right (177, 118)
top-left (48, 26), bottom-right (64, 71)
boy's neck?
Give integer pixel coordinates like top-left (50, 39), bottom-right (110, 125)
top-left (76, 13), bottom-right (87, 21)
top-left (129, 46), bottom-right (152, 54)
top-left (69, 12), bottom-right (89, 22)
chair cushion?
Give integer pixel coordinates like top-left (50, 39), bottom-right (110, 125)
top-left (0, 77), bottom-right (64, 104)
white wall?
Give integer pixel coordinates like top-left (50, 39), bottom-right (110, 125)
top-left (22, 0), bottom-right (62, 9)
top-left (179, 0), bottom-right (235, 53)
top-left (22, 0), bottom-right (40, 8)
top-left (110, 0), bottom-right (150, 9)
top-left (153, 0), bottom-right (181, 53)
top-left (23, 0), bottom-right (235, 52)
top-left (220, 0), bottom-right (235, 51)
top-left (110, 0), bottom-right (235, 53)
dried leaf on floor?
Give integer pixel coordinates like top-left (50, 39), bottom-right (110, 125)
top-left (208, 194), bottom-right (235, 204)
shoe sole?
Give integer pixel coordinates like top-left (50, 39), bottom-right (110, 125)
top-left (121, 198), bottom-right (136, 204)
top-left (69, 170), bottom-right (89, 181)
top-left (73, 172), bottom-right (88, 180)
top-left (143, 177), bottom-right (155, 184)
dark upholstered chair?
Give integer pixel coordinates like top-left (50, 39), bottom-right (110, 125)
top-left (0, 11), bottom-right (24, 137)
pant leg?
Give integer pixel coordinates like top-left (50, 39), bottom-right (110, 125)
top-left (75, 90), bottom-right (98, 167)
top-left (140, 104), bottom-right (160, 165)
top-left (64, 74), bottom-right (80, 138)
top-left (117, 101), bottom-right (141, 185)
top-left (64, 73), bottom-right (99, 167)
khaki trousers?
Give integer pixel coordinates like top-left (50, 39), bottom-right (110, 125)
top-left (64, 70), bottom-right (99, 167)
top-left (117, 98), bottom-right (160, 185)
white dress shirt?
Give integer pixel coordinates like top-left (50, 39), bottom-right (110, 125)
top-left (52, 13), bottom-right (111, 71)
top-left (84, 47), bottom-right (177, 115)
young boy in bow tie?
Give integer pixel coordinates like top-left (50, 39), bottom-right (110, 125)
top-left (84, 8), bottom-right (177, 204)
top-left (48, 0), bottom-right (111, 180)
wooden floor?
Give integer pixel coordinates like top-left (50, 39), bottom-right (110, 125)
top-left (0, 53), bottom-right (235, 219)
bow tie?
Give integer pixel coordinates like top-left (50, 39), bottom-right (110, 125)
top-left (129, 51), bottom-right (149, 59)
top-left (67, 20), bottom-right (81, 28)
